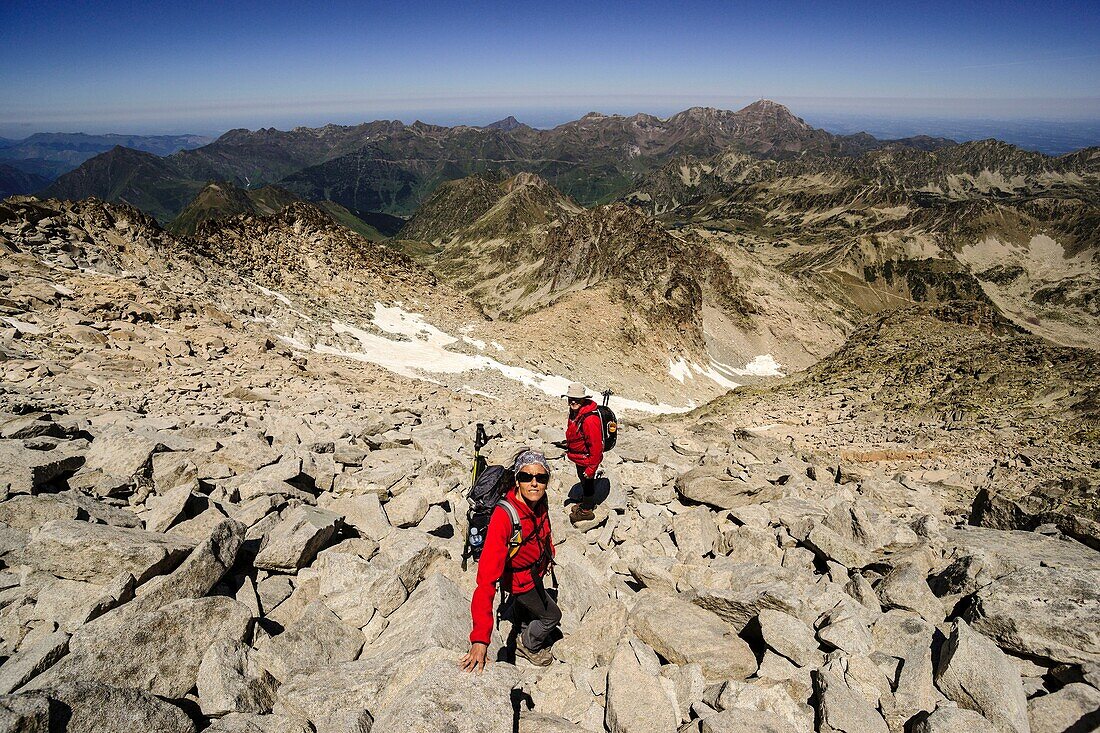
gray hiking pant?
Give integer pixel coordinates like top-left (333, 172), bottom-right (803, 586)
top-left (514, 580), bottom-right (561, 651)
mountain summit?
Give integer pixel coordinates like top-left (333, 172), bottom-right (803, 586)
top-left (482, 116), bottom-right (527, 132)
top-left (736, 99), bottom-right (811, 130)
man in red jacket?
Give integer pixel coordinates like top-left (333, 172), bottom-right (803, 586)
top-left (564, 382), bottom-right (603, 525)
top-left (461, 450), bottom-right (559, 673)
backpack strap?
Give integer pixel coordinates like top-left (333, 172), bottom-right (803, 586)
top-left (495, 500), bottom-right (522, 557)
top-left (496, 500), bottom-right (553, 574)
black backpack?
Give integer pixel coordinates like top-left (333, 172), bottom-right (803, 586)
top-left (578, 390), bottom-right (618, 452)
top-left (463, 463), bottom-right (514, 568)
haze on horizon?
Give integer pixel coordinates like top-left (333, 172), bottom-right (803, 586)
top-left (2, 0), bottom-right (1099, 140)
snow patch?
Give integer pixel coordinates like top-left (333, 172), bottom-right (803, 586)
top-left (671, 354), bottom-right (782, 389)
top-left (462, 336), bottom-right (486, 350)
top-left (713, 354), bottom-right (785, 377)
top-left (691, 362), bottom-right (741, 391)
top-left (247, 280), bottom-right (314, 322)
top-left (282, 303), bottom-right (690, 414)
top-left (463, 386), bottom-right (499, 400)
top-left (669, 357), bottom-right (692, 383)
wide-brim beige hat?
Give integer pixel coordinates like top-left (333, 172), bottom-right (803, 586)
top-left (564, 382), bottom-right (588, 399)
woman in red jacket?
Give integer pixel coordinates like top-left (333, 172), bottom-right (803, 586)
top-left (564, 382), bottom-right (604, 525)
top-left (460, 450), bottom-right (559, 673)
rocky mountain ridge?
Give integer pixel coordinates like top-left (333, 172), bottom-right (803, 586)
top-left (626, 142), bottom-right (1100, 348)
top-left (168, 181), bottom-right (387, 242)
top-left (42, 100), bottom-right (964, 223)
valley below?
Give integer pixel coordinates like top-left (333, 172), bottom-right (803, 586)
top-left (0, 102), bottom-right (1098, 733)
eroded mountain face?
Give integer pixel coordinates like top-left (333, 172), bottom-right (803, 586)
top-left (626, 143), bottom-right (1100, 348)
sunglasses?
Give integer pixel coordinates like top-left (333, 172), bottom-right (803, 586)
top-left (516, 471), bottom-right (550, 485)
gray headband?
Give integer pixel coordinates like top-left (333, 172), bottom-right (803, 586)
top-left (513, 450), bottom-right (550, 475)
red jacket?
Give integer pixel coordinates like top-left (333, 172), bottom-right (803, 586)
top-left (566, 400), bottom-right (604, 478)
top-left (469, 487), bottom-right (555, 645)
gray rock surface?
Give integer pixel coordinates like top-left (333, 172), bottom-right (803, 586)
top-left (812, 668), bottom-right (889, 733)
top-left (204, 712), bottom-right (314, 733)
top-left (967, 567), bottom-right (1100, 665)
top-left (37, 680), bottom-right (196, 733)
top-left (935, 619), bottom-right (1030, 733)
top-left (0, 629), bottom-right (68, 694)
top-left (1026, 683), bottom-right (1100, 733)
top-left (255, 600), bottom-right (363, 682)
top-left (700, 708), bottom-right (798, 733)
top-left (0, 495), bottom-right (80, 531)
top-left (629, 590), bottom-right (757, 680)
top-left (198, 639), bottom-right (279, 716)
top-left (912, 706), bottom-right (1001, 733)
top-left (876, 561), bottom-right (944, 623)
top-left (133, 517), bottom-right (245, 611)
top-left (368, 653), bottom-right (519, 731)
top-left (22, 519), bottom-right (192, 583)
top-left (675, 466), bottom-right (780, 509)
top-left (28, 596), bottom-right (252, 698)
top-left (360, 572), bottom-right (469, 660)
top-left (275, 648), bottom-right (442, 733)
top-left (604, 642), bottom-right (680, 733)
top-left (254, 506), bottom-right (342, 571)
top-left (0, 692), bottom-right (51, 733)
top-left (757, 608), bottom-right (824, 667)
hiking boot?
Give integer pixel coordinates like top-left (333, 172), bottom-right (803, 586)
top-left (570, 505), bottom-right (595, 525)
top-left (516, 640), bottom-right (553, 666)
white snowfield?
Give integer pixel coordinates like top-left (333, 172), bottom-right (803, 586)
top-left (668, 354), bottom-right (784, 388)
top-left (280, 302), bottom-right (777, 415)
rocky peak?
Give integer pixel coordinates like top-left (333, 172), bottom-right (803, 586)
top-left (735, 99), bottom-right (811, 131)
top-left (502, 171), bottom-right (549, 192)
top-left (539, 203), bottom-right (749, 348)
top-left (483, 115), bottom-right (527, 132)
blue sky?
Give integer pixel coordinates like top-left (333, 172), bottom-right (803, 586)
top-left (1, 0), bottom-right (1098, 136)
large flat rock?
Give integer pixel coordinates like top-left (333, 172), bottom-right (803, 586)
top-left (629, 590), bottom-right (757, 681)
top-left (26, 596), bottom-right (251, 698)
top-left (946, 526), bottom-right (1100, 575)
top-left (605, 642), bottom-right (680, 733)
top-left (22, 519), bottom-right (193, 584)
top-left (254, 506), bottom-right (341, 571)
top-left (276, 647), bottom-right (458, 733)
top-left (934, 619), bottom-right (1029, 733)
top-left (0, 440), bottom-right (84, 494)
top-left (255, 601), bottom-right (362, 682)
top-left (35, 681), bottom-right (195, 733)
top-left (368, 652), bottom-right (519, 732)
top-left (966, 567), bottom-right (1100, 665)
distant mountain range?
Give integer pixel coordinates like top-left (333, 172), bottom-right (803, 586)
top-left (0, 163), bottom-right (50, 199)
top-left (39, 101), bottom-right (966, 223)
top-left (0, 132), bottom-right (212, 182)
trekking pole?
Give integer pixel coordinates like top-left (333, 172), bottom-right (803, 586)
top-left (462, 423), bottom-right (490, 571)
top-left (601, 388), bottom-right (612, 407)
